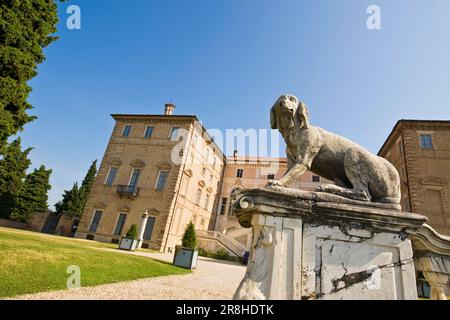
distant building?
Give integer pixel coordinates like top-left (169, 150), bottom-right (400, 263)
top-left (212, 155), bottom-right (330, 249)
top-left (378, 120), bottom-right (450, 235)
top-left (76, 104), bottom-right (329, 254)
top-left (75, 104), bottom-right (225, 251)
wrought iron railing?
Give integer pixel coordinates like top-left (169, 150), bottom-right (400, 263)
top-left (116, 185), bottom-right (140, 197)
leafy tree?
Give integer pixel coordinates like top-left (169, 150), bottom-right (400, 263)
top-left (55, 160), bottom-right (97, 217)
top-left (0, 0), bottom-right (65, 150)
top-left (126, 224), bottom-right (138, 240)
top-left (55, 182), bottom-right (83, 216)
top-left (79, 160), bottom-right (97, 212)
top-left (10, 165), bottom-right (51, 222)
top-left (182, 222), bottom-right (197, 249)
top-left (0, 138), bottom-right (31, 218)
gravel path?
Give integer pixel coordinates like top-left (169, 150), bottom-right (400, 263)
top-left (11, 251), bottom-right (246, 300)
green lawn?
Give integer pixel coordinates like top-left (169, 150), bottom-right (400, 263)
top-left (0, 227), bottom-right (190, 298)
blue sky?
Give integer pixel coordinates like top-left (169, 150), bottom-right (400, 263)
top-left (21, 0), bottom-right (450, 207)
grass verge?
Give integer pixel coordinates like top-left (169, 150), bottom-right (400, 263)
top-left (0, 227), bottom-right (190, 298)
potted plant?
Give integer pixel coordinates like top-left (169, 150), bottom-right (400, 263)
top-left (118, 224), bottom-right (139, 251)
top-left (173, 222), bottom-right (199, 269)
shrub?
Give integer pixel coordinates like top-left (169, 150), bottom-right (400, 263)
top-left (214, 248), bottom-right (230, 260)
top-left (182, 222), bottom-right (197, 249)
top-left (197, 248), bottom-right (231, 260)
top-left (126, 224), bottom-right (138, 240)
top-left (198, 247), bottom-right (208, 257)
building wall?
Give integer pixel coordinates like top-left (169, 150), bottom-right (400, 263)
top-left (163, 121), bottom-right (225, 250)
top-left (75, 114), bottom-right (225, 252)
top-left (213, 156), bottom-right (331, 247)
top-left (380, 121), bottom-right (450, 235)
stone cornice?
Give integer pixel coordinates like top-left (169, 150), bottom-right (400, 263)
top-left (378, 120), bottom-right (450, 156)
top-left (232, 188), bottom-right (427, 234)
top-left (411, 224), bottom-right (450, 256)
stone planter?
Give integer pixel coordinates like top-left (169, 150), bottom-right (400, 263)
top-left (118, 237), bottom-right (139, 251)
top-left (173, 246), bottom-right (198, 269)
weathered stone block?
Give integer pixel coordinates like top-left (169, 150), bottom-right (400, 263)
top-left (233, 188), bottom-right (427, 300)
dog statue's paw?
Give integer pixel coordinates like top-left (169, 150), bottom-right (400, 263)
top-left (266, 180), bottom-right (285, 189)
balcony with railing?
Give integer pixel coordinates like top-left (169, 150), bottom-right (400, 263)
top-left (116, 185), bottom-right (140, 198)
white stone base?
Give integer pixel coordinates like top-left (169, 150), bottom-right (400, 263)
top-left (232, 188), bottom-right (427, 300)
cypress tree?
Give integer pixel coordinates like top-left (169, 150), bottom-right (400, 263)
top-left (55, 182), bottom-right (84, 216)
top-left (182, 222), bottom-right (197, 249)
top-left (10, 165), bottom-right (51, 222)
top-left (79, 159), bottom-right (97, 212)
top-left (0, 138), bottom-right (31, 218)
top-left (55, 160), bottom-right (97, 217)
top-left (126, 224), bottom-right (138, 240)
top-left (0, 0), bottom-right (64, 150)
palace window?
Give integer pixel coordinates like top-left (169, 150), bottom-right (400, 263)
top-left (89, 210), bottom-right (103, 233)
top-left (143, 217), bottom-right (156, 240)
top-left (228, 201), bottom-right (234, 216)
top-left (419, 134), bottom-right (433, 149)
top-left (204, 193), bottom-right (210, 210)
top-left (122, 125), bottom-right (132, 137)
top-left (195, 188), bottom-right (202, 205)
top-left (105, 167), bottom-right (118, 186)
top-left (183, 177), bottom-right (190, 196)
top-left (144, 126), bottom-right (154, 138)
top-left (236, 168), bottom-right (244, 178)
top-left (192, 133), bottom-right (199, 149)
top-left (128, 168), bottom-right (141, 188)
top-left (220, 198), bottom-right (228, 215)
top-left (155, 170), bottom-right (169, 190)
top-left (113, 213), bottom-right (127, 236)
top-left (398, 141), bottom-right (403, 154)
top-left (169, 127), bottom-right (180, 141)
top-left (312, 175), bottom-right (321, 182)
top-left (267, 174), bottom-right (275, 180)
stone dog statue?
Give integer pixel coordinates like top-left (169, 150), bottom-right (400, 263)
top-left (267, 94), bottom-right (401, 205)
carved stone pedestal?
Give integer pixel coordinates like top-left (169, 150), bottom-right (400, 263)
top-left (233, 188), bottom-right (427, 300)
top-left (411, 224), bottom-right (450, 300)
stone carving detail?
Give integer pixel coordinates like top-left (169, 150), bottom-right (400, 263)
top-left (156, 161), bottom-right (172, 170)
top-left (184, 169), bottom-right (193, 177)
top-left (420, 177), bottom-right (447, 186)
top-left (233, 224), bottom-right (274, 300)
top-left (118, 205), bottom-right (131, 212)
top-left (232, 189), bottom-right (427, 300)
top-left (129, 159), bottom-right (146, 168)
top-left (268, 94), bottom-right (401, 209)
top-left (108, 157), bottom-right (123, 167)
top-left (92, 201), bottom-right (108, 209)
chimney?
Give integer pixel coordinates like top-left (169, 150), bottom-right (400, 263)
top-left (164, 103), bottom-right (175, 115)
top-left (233, 150), bottom-right (238, 158)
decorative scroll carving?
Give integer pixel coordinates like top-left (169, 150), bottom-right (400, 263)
top-left (420, 177), bottom-right (447, 186)
top-left (233, 225), bottom-right (274, 300)
top-left (92, 201), bottom-right (108, 209)
top-left (129, 159), bottom-right (146, 168)
top-left (108, 157), bottom-right (123, 166)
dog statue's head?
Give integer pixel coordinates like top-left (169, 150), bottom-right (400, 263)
top-left (270, 95), bottom-right (309, 133)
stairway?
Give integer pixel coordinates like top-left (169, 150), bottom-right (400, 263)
top-left (196, 230), bottom-right (247, 257)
